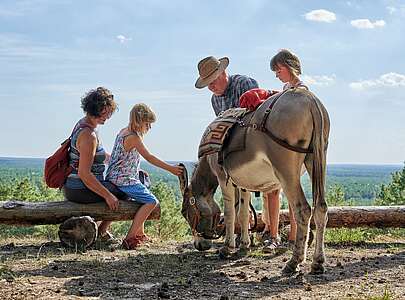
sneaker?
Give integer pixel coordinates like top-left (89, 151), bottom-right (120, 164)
top-left (256, 231), bottom-right (272, 244)
top-left (263, 237), bottom-right (287, 254)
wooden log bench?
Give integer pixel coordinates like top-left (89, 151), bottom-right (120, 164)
top-left (220, 205), bottom-right (405, 233)
top-left (0, 200), bottom-right (160, 248)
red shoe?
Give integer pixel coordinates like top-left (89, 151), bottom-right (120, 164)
top-left (137, 234), bottom-right (151, 242)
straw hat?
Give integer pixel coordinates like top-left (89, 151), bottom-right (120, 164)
top-left (195, 56), bottom-right (229, 88)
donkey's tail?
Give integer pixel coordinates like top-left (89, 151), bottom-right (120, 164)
top-left (308, 94), bottom-right (328, 209)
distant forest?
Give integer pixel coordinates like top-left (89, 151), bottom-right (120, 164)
top-left (0, 157), bottom-right (402, 206)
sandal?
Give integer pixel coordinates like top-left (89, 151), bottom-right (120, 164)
top-left (137, 234), bottom-right (151, 242)
top-left (122, 237), bottom-right (141, 250)
top-left (97, 231), bottom-right (119, 245)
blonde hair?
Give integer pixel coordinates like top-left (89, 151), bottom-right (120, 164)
top-left (270, 49), bottom-right (302, 80)
top-left (128, 103), bottom-right (156, 136)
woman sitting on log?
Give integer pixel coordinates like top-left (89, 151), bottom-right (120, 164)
top-left (63, 87), bottom-right (126, 242)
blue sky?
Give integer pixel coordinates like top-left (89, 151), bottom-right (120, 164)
top-left (0, 0), bottom-right (404, 164)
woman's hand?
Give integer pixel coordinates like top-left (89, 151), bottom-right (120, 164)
top-left (169, 165), bottom-right (184, 176)
top-left (105, 193), bottom-right (119, 210)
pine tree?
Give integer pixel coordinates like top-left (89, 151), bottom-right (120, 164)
top-left (376, 163), bottom-right (405, 205)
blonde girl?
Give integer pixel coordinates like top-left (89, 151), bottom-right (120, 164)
top-left (106, 103), bottom-right (183, 250)
top-left (263, 49), bottom-right (307, 249)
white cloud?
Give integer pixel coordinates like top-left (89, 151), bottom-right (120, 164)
top-left (350, 19), bottom-right (386, 29)
top-left (350, 72), bottom-right (405, 90)
top-left (116, 35), bottom-right (132, 44)
top-left (302, 74), bottom-right (336, 86)
top-left (304, 9), bottom-right (336, 23)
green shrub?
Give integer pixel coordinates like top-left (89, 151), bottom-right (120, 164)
top-left (376, 163), bottom-right (405, 205)
top-left (326, 184), bottom-right (346, 206)
top-left (146, 181), bottom-right (190, 240)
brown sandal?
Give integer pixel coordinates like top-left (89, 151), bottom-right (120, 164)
top-left (122, 237), bottom-right (141, 250)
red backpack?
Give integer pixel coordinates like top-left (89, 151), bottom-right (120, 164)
top-left (44, 124), bottom-right (91, 189)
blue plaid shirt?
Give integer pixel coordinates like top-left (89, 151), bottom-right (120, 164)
top-left (211, 74), bottom-right (259, 116)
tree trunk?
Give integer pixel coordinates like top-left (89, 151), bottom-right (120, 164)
top-left (0, 200), bottom-right (160, 226)
top-left (224, 205), bottom-right (405, 233)
top-left (58, 216), bottom-right (98, 249)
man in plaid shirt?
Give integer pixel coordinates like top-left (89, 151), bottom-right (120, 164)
top-left (194, 56), bottom-right (258, 116)
top-left (195, 56), bottom-right (284, 252)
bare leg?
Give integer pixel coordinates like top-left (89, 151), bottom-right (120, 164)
top-left (126, 203), bottom-right (156, 239)
top-left (267, 189), bottom-right (280, 239)
top-left (98, 221), bottom-right (113, 236)
top-left (262, 194), bottom-right (270, 232)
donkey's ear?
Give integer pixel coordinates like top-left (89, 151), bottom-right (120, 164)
top-left (177, 163), bottom-right (188, 194)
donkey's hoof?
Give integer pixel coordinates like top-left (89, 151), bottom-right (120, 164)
top-left (194, 240), bottom-right (212, 251)
top-left (218, 247), bottom-right (231, 259)
top-left (238, 246), bottom-right (249, 257)
top-left (310, 263), bottom-right (325, 275)
top-left (282, 261), bottom-right (300, 276)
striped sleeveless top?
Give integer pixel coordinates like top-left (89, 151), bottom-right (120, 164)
top-left (64, 120), bottom-right (106, 189)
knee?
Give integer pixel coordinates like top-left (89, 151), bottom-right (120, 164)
top-left (153, 199), bottom-right (159, 207)
top-left (150, 197), bottom-right (159, 207)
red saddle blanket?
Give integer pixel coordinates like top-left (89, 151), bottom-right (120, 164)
top-left (198, 108), bottom-right (248, 159)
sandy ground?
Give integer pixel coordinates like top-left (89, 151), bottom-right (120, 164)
top-left (0, 236), bottom-right (404, 300)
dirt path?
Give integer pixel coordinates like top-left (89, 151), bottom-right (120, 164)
top-left (0, 237), bottom-right (404, 299)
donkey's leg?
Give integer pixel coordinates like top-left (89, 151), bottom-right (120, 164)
top-left (310, 199), bottom-right (328, 274)
top-left (238, 189), bottom-right (251, 253)
top-left (308, 161), bottom-right (328, 273)
top-left (305, 158), bottom-right (328, 274)
top-left (218, 180), bottom-right (236, 257)
top-left (282, 183), bottom-right (311, 275)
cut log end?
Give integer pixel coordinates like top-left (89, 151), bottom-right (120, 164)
top-left (58, 216), bottom-right (98, 248)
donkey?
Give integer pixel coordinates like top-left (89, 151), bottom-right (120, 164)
top-left (179, 88), bottom-right (330, 275)
top-left (179, 153), bottom-right (252, 254)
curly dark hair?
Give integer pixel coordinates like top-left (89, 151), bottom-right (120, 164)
top-left (81, 87), bottom-right (118, 117)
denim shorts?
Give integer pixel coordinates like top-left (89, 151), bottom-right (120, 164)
top-left (118, 183), bottom-right (158, 205)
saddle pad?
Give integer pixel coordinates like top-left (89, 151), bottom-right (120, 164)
top-left (221, 125), bottom-right (247, 161)
top-left (198, 108), bottom-right (247, 158)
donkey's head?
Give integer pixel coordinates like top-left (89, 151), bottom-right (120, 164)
top-left (178, 159), bottom-right (221, 251)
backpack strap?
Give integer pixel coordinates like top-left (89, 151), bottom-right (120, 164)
top-left (70, 122), bottom-right (93, 138)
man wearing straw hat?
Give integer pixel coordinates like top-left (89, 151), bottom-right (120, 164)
top-left (195, 56), bottom-right (258, 116)
top-left (195, 56), bottom-right (284, 252)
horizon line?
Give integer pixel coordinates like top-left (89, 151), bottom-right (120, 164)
top-left (0, 156), bottom-right (403, 166)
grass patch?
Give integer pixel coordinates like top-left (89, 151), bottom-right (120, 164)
top-left (0, 264), bottom-right (15, 280)
top-left (325, 228), bottom-right (405, 244)
top-left (248, 249), bottom-right (267, 258)
top-left (367, 286), bottom-right (394, 300)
